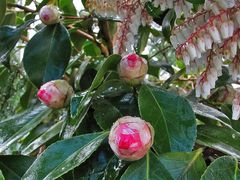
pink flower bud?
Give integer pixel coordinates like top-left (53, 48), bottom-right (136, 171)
top-left (109, 116), bottom-right (154, 161)
top-left (37, 80), bottom-right (73, 109)
top-left (118, 54), bottom-right (148, 85)
top-left (39, 5), bottom-right (60, 25)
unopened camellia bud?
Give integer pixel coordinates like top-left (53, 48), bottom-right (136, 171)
top-left (39, 5), bottom-right (60, 25)
top-left (118, 53), bottom-right (148, 85)
top-left (37, 80), bottom-right (73, 109)
top-left (109, 116), bottom-right (154, 161)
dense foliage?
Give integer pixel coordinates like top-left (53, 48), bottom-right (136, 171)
top-left (1, 0), bottom-right (240, 179)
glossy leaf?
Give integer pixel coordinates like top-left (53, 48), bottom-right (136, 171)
top-left (75, 142), bottom-right (113, 179)
top-left (22, 132), bottom-right (108, 180)
top-left (186, 0), bottom-right (204, 4)
top-left (21, 121), bottom-right (63, 155)
top-left (23, 23), bottom-right (71, 88)
top-left (162, 9), bottom-right (175, 41)
top-left (0, 0), bottom-right (6, 24)
top-left (63, 55), bottom-right (121, 138)
top-left (0, 170), bottom-right (4, 180)
top-left (1, 12), bottom-right (16, 26)
top-left (94, 79), bottom-right (132, 98)
top-left (201, 156), bottom-right (239, 180)
top-left (0, 20), bottom-right (34, 62)
top-left (197, 125), bottom-right (240, 158)
top-left (136, 26), bottom-right (150, 54)
top-left (120, 151), bottom-right (173, 180)
top-left (89, 54), bottom-right (121, 91)
top-left (2, 12), bottom-right (17, 26)
top-left (159, 149), bottom-right (206, 179)
top-left (59, 0), bottom-right (77, 15)
top-left (190, 101), bottom-right (231, 128)
top-left (104, 156), bottom-right (129, 180)
top-left (0, 105), bottom-right (51, 153)
top-left (83, 41), bottom-right (101, 57)
top-left (138, 85), bottom-right (196, 154)
top-left (63, 94), bottom-right (92, 138)
top-left (93, 99), bottom-right (122, 130)
top-left (0, 155), bottom-right (35, 180)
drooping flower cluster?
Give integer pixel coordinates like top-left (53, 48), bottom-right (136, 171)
top-left (170, 1), bottom-right (240, 99)
top-left (153, 0), bottom-right (193, 18)
top-left (86, 0), bottom-right (152, 55)
top-left (109, 116), bottom-right (154, 161)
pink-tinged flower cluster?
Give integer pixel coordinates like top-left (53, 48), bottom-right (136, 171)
top-left (39, 5), bottom-right (60, 25)
top-left (170, 1), bottom-right (240, 100)
top-left (229, 52), bottom-right (240, 80)
top-left (211, 85), bottom-right (236, 104)
top-left (153, 0), bottom-right (193, 18)
top-left (204, 0), bottom-right (236, 15)
top-left (113, 0), bottom-right (152, 55)
top-left (196, 53), bottom-right (223, 99)
top-left (86, 0), bottom-right (152, 55)
top-left (118, 53), bottom-right (148, 85)
top-left (86, 0), bottom-right (119, 19)
top-left (232, 89), bottom-right (240, 120)
top-left (37, 80), bottom-right (73, 109)
top-left (108, 116), bottom-right (154, 161)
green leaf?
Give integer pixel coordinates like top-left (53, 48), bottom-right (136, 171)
top-left (23, 23), bottom-right (71, 88)
top-left (0, 20), bottom-right (34, 62)
top-left (120, 151), bottom-right (173, 180)
top-left (138, 85), bottom-right (196, 154)
top-left (159, 149), bottom-right (206, 179)
top-left (25, 0), bottom-right (33, 5)
top-left (201, 156), bottom-right (239, 180)
top-left (21, 121), bottom-right (63, 155)
top-left (104, 156), bottom-right (129, 180)
top-left (22, 132), bottom-right (108, 180)
top-left (0, 0), bottom-right (6, 25)
top-left (89, 54), bottom-right (121, 91)
top-left (83, 41), bottom-right (101, 57)
top-left (0, 26), bottom-right (20, 62)
top-left (1, 12), bottom-right (16, 26)
top-left (145, 2), bottom-right (162, 18)
top-left (63, 94), bottom-right (92, 138)
top-left (0, 105), bottom-right (51, 153)
top-left (162, 9), bottom-right (175, 41)
top-left (62, 55), bottom-right (121, 138)
top-left (59, 0), bottom-right (77, 15)
top-left (93, 99), bottom-right (122, 130)
top-left (0, 155), bottom-right (35, 180)
top-left (190, 101), bottom-right (231, 128)
top-left (94, 79), bottom-right (132, 98)
top-left (0, 170), bottom-right (4, 180)
top-left (186, 0), bottom-right (204, 4)
top-left (197, 125), bottom-right (240, 158)
top-left (136, 26), bottom-right (150, 54)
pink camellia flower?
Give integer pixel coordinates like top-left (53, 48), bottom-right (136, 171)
top-left (39, 5), bottom-right (60, 25)
top-left (37, 80), bottom-right (73, 109)
top-left (118, 53), bottom-right (148, 85)
top-left (109, 116), bottom-right (154, 161)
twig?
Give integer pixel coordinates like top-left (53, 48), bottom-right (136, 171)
top-left (68, 25), bottom-right (109, 56)
top-left (62, 15), bottom-right (90, 20)
top-left (148, 46), bottom-right (171, 60)
top-left (7, 3), bottom-right (36, 13)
